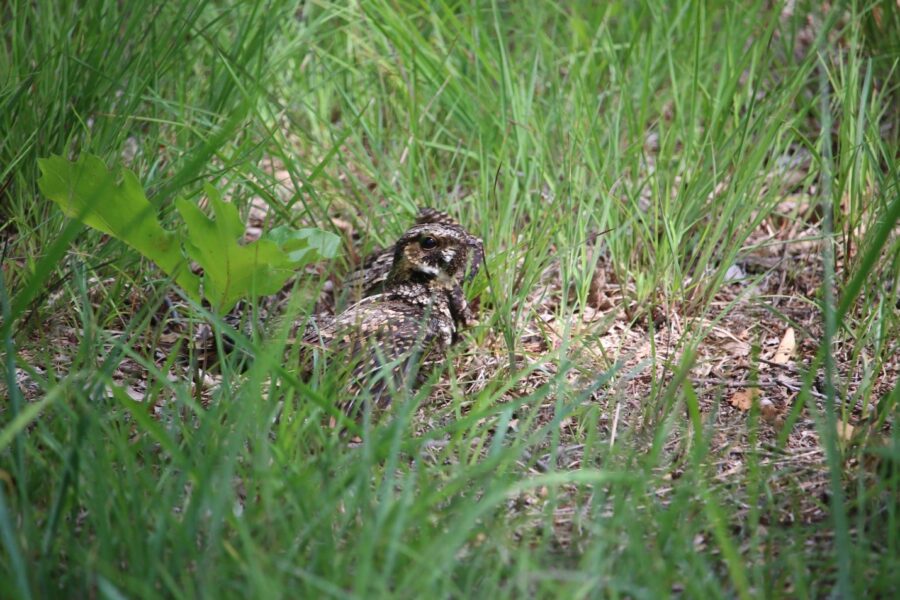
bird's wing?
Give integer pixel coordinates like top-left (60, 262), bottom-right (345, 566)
top-left (340, 248), bottom-right (395, 299)
top-left (301, 299), bottom-right (444, 409)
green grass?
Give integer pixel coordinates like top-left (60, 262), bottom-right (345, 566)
top-left (2, 0), bottom-right (899, 597)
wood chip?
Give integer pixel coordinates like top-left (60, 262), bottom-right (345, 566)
top-left (729, 388), bottom-right (760, 411)
top-left (772, 327), bottom-right (796, 364)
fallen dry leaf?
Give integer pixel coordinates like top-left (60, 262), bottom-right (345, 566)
top-left (836, 421), bottom-right (856, 444)
top-left (772, 327), bottom-right (796, 365)
top-left (724, 339), bottom-right (751, 358)
top-left (730, 388), bottom-right (760, 411)
top-left (581, 306), bottom-right (604, 323)
top-left (760, 398), bottom-right (779, 422)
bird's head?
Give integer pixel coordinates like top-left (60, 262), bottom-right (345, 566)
top-left (386, 222), bottom-right (484, 289)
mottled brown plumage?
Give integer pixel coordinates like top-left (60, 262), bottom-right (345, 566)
top-left (341, 207), bottom-right (480, 300)
top-left (303, 215), bottom-right (484, 413)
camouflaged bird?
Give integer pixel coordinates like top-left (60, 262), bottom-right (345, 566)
top-left (341, 207), bottom-right (474, 300)
top-left (303, 213), bottom-right (484, 413)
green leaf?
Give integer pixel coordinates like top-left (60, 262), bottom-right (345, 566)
top-left (37, 154), bottom-right (201, 300)
top-left (176, 185), bottom-right (297, 312)
top-left (265, 225), bottom-right (341, 266)
top-left (39, 155), bottom-right (341, 313)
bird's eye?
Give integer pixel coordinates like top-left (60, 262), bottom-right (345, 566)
top-left (420, 236), bottom-right (438, 249)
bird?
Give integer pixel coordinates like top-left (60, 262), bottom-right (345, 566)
top-left (340, 207), bottom-right (475, 301)
top-left (302, 215), bottom-right (484, 414)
